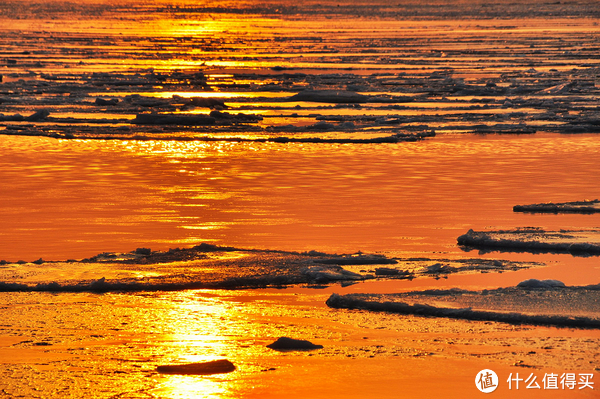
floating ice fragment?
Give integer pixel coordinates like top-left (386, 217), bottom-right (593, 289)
top-left (517, 279), bottom-right (566, 289)
top-left (0, 113), bottom-right (25, 122)
top-left (34, 281), bottom-right (62, 291)
top-left (513, 199), bottom-right (600, 214)
top-left (287, 90), bottom-right (370, 103)
top-left (301, 266), bottom-right (364, 283)
top-left (374, 267), bottom-right (401, 276)
top-left (156, 359), bottom-right (235, 375)
top-left (132, 113), bottom-right (215, 125)
top-left (134, 248), bottom-right (151, 255)
top-left (95, 98), bottom-right (119, 106)
top-left (536, 82), bottom-right (573, 95)
top-left (424, 263), bottom-right (456, 274)
top-left (26, 109), bottom-right (50, 121)
top-left (266, 337), bottom-right (323, 351)
top-left (189, 97), bottom-right (226, 108)
top-left (457, 228), bottom-right (600, 255)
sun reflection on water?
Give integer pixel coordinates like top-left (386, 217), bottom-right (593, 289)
top-left (148, 292), bottom-right (243, 399)
top-left (152, 374), bottom-right (233, 399)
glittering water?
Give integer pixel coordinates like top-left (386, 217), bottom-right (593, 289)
top-left (2, 133), bottom-right (600, 263)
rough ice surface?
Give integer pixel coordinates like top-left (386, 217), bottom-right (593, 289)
top-left (0, 245), bottom-right (403, 292)
top-left (301, 266), bottom-right (364, 284)
top-left (343, 257), bottom-right (543, 280)
top-left (0, 245), bottom-right (543, 292)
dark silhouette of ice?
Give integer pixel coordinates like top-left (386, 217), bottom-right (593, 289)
top-left (266, 337), bottom-right (323, 351)
top-left (513, 199), bottom-right (600, 214)
top-left (132, 113), bottom-right (216, 126)
top-left (156, 359), bottom-right (235, 375)
top-left (288, 90), bottom-right (370, 103)
top-left (95, 98), bottom-right (119, 106)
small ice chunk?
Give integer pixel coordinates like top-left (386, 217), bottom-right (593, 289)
top-left (266, 337), bottom-right (323, 351)
top-left (95, 97), bottom-right (119, 106)
top-left (156, 359), bottom-right (235, 375)
top-left (517, 279), bottom-right (565, 289)
top-left (302, 266), bottom-right (363, 283)
top-left (26, 109), bottom-right (50, 121)
top-left (288, 90), bottom-right (370, 103)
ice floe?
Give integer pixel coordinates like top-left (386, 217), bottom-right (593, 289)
top-left (0, 245), bottom-right (397, 292)
top-left (516, 279), bottom-right (566, 289)
top-left (0, 243), bottom-right (544, 292)
top-left (458, 228), bottom-right (600, 255)
top-left (513, 199), bottom-right (600, 214)
top-left (326, 279), bottom-right (600, 328)
top-left (287, 90), bottom-right (370, 103)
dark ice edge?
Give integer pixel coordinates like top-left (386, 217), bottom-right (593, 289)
top-left (513, 199), bottom-right (600, 214)
top-left (326, 293), bottom-right (600, 329)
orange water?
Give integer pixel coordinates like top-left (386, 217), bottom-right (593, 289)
top-left (1, 133), bottom-right (599, 267)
